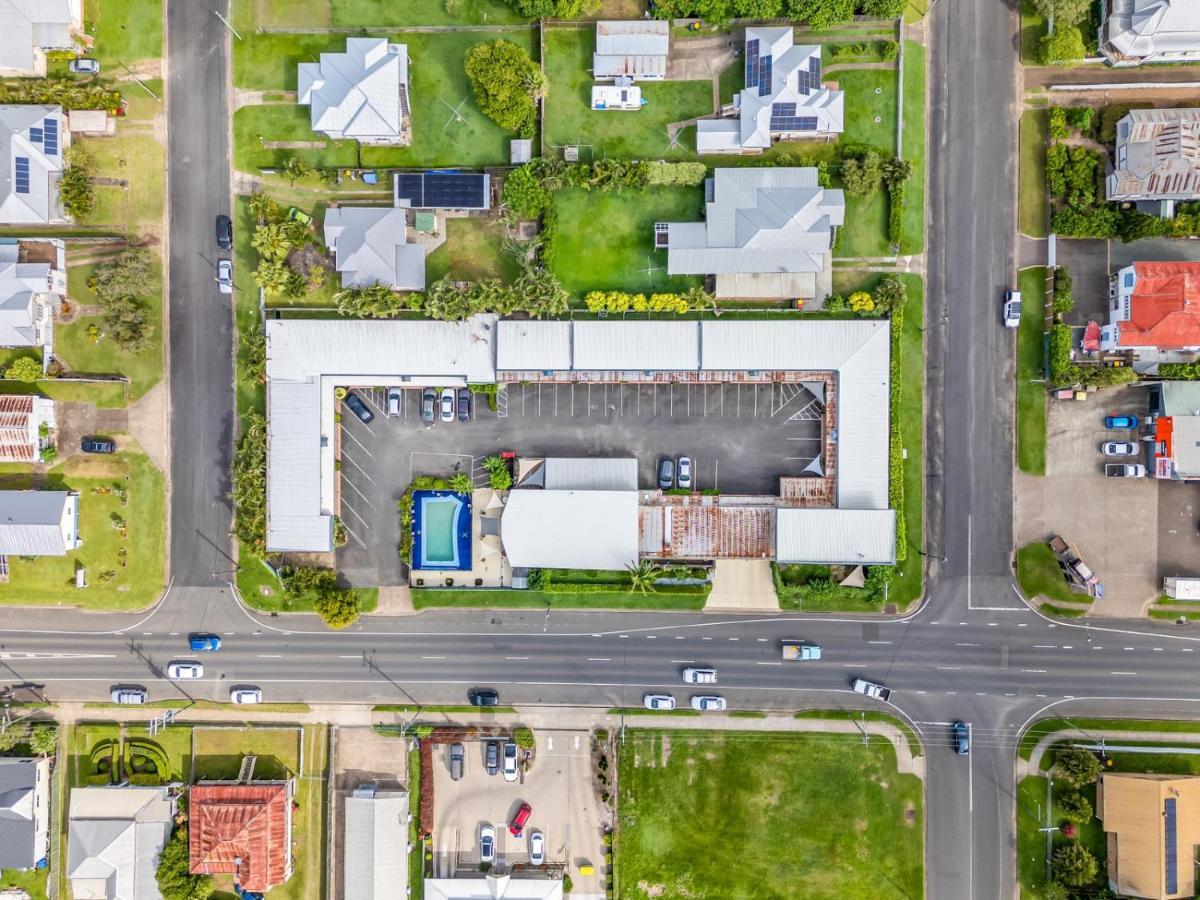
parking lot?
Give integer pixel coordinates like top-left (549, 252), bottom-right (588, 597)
top-left (430, 731), bottom-right (605, 894)
top-left (336, 381), bottom-right (824, 586)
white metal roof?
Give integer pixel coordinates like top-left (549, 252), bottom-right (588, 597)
top-left (501, 490), bottom-right (639, 570)
top-left (572, 320), bottom-right (699, 370)
top-left (424, 874), bottom-right (563, 900)
top-left (1165, 576), bottom-right (1200, 600)
top-left (343, 791), bottom-right (408, 900)
top-left (266, 380), bottom-right (332, 553)
top-left (0, 105), bottom-right (63, 224)
top-left (775, 508), bottom-right (896, 564)
top-left (1108, 0), bottom-right (1200, 58)
top-left (495, 320), bottom-right (572, 371)
top-left (0, 1), bottom-right (75, 73)
top-left (595, 20), bottom-right (669, 57)
top-left (324, 206), bottom-right (424, 291)
top-left (68, 786), bottom-right (173, 900)
top-left (542, 457), bottom-right (638, 491)
top-left (297, 38), bottom-right (407, 142)
top-left (0, 489), bottom-right (75, 555)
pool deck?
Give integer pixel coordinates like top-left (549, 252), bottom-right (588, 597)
top-left (410, 488), bottom-right (510, 588)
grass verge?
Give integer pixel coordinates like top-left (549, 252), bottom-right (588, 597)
top-left (1017, 266), bottom-right (1047, 475)
top-left (1020, 111), bottom-right (1049, 238)
top-left (1019, 716), bottom-right (1200, 760)
top-left (609, 708), bottom-right (702, 717)
top-left (1016, 541), bottom-right (1089, 608)
top-left (373, 704), bottom-right (517, 714)
top-left (794, 709), bottom-right (924, 758)
top-left (411, 587), bottom-right (708, 611)
top-left (900, 39), bottom-right (926, 254)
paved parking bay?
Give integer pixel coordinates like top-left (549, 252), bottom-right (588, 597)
top-left (336, 382), bottom-right (823, 586)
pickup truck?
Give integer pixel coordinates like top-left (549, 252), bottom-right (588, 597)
top-left (782, 643), bottom-right (822, 661)
top-left (1105, 463), bottom-right (1146, 478)
top-left (852, 678), bottom-right (892, 702)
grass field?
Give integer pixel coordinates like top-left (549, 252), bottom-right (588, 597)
top-left (893, 274), bottom-right (925, 607)
top-left (1016, 775), bottom-right (1107, 899)
top-left (192, 726), bottom-right (301, 781)
top-left (77, 133), bottom-right (165, 236)
top-left (1019, 716), bottom-right (1200, 760)
top-left (1021, 0), bottom-right (1047, 65)
top-left (426, 217), bottom-right (522, 285)
top-left (0, 377), bottom-right (127, 408)
top-left (617, 730), bottom-right (923, 899)
top-left (543, 27), bottom-right (713, 159)
top-left (233, 0), bottom-right (528, 27)
top-left (1017, 266), bottom-right (1047, 474)
top-left (0, 452), bottom-right (164, 609)
top-left (85, 0), bottom-right (164, 67)
top-left (1016, 541), bottom-right (1088, 607)
top-left (1020, 111), bottom-right (1049, 238)
top-left (900, 40), bottom-right (926, 253)
top-left (549, 186), bottom-right (703, 297)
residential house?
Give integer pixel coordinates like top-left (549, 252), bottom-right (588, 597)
top-left (298, 38), bottom-right (410, 145)
top-left (592, 20), bottom-right (669, 81)
top-left (1097, 772), bottom-right (1200, 898)
top-left (0, 238), bottom-right (66, 352)
top-left (0, 490), bottom-right (81, 559)
top-left (1104, 0), bottom-right (1200, 65)
top-left (1100, 262), bottom-right (1200, 362)
top-left (0, 395), bottom-right (54, 462)
top-left (324, 207), bottom-right (425, 291)
top-left (658, 167), bottom-right (845, 300)
top-left (0, 0), bottom-right (80, 77)
top-left (67, 785), bottom-right (175, 900)
top-left (1106, 108), bottom-right (1200, 216)
top-left (697, 29), bottom-right (842, 155)
top-left (0, 105), bottom-right (64, 224)
top-left (1148, 381), bottom-right (1200, 481)
top-left (343, 785), bottom-right (409, 900)
top-left (424, 875), bottom-right (563, 900)
top-left (189, 782), bottom-right (295, 894)
top-left (0, 757), bottom-right (50, 870)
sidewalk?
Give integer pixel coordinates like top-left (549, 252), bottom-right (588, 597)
top-left (1021, 725), bottom-right (1200, 778)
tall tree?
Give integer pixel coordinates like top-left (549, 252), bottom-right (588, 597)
top-left (465, 40), bottom-right (545, 137)
top-left (1032, 0), bottom-right (1092, 26)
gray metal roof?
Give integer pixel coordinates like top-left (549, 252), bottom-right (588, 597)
top-left (1108, 108), bottom-right (1200, 203)
top-left (343, 791), bottom-right (408, 900)
top-left (324, 206), bottom-right (424, 291)
top-left (0, 1), bottom-right (75, 72)
top-left (775, 508), bottom-right (897, 564)
top-left (298, 39), bottom-right (407, 142)
top-left (495, 320), bottom-right (572, 371)
top-left (0, 105), bottom-right (63, 224)
top-left (1107, 0), bottom-right (1200, 59)
top-left (0, 489), bottom-right (75, 556)
top-left (572, 320), bottom-right (699, 370)
top-left (68, 786), bottom-right (174, 900)
top-left (542, 457), bottom-right (638, 491)
top-left (0, 758), bottom-right (42, 869)
top-left (1161, 381), bottom-right (1200, 414)
top-left (266, 380), bottom-right (333, 553)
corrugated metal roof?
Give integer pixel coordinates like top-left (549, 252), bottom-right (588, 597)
top-left (1161, 381), bottom-right (1200, 414)
top-left (775, 508), bottom-right (896, 564)
top-left (640, 502), bottom-right (774, 558)
top-left (595, 20), bottom-right (669, 56)
top-left (572, 320), bottom-right (699, 371)
top-left (424, 875), bottom-right (563, 900)
top-left (324, 206), bottom-right (424, 291)
top-left (495, 320), bottom-right (572, 371)
top-left (501, 490), bottom-right (639, 570)
top-left (189, 783), bottom-right (293, 894)
top-left (266, 380), bottom-right (332, 553)
top-left (297, 38), bottom-right (407, 141)
top-left (543, 457), bottom-right (638, 491)
top-left (0, 489), bottom-right (72, 556)
top-left (0, 394), bottom-right (35, 462)
top-left (343, 791), bottom-right (408, 900)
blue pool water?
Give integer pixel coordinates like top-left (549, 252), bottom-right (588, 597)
top-left (412, 490), bottom-right (471, 571)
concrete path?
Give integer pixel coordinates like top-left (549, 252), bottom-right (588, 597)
top-left (704, 559), bottom-right (779, 612)
top-left (128, 381), bottom-right (169, 474)
top-left (373, 585), bottom-right (415, 616)
top-left (1022, 725), bottom-right (1200, 778)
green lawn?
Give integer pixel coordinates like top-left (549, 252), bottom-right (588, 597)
top-left (836, 186), bottom-right (890, 258)
top-left (1021, 0), bottom-right (1047, 66)
top-left (550, 186), bottom-right (703, 297)
top-left (77, 133), bottom-right (165, 235)
top-left (900, 40), bottom-right (926, 254)
top-left (193, 725), bottom-right (301, 781)
top-left (411, 587), bottom-right (708, 611)
top-left (0, 452), bottom-right (164, 609)
top-left (58, 255), bottom-right (163, 400)
top-left (1020, 111), bottom-right (1049, 238)
top-left (426, 217), bottom-right (522, 285)
top-left (1017, 266), bottom-right (1047, 474)
top-left (0, 868), bottom-right (46, 900)
top-left (1016, 541), bottom-right (1088, 607)
top-left (68, 723), bottom-right (193, 784)
top-left (84, 0), bottom-right (164, 67)
top-left (1016, 775), bottom-right (1107, 899)
top-left (234, 30), bottom-right (535, 171)
top-left (840, 67), bottom-right (899, 152)
top-left (267, 725), bottom-right (328, 900)
top-left (331, 0), bottom-right (526, 26)
top-left (618, 730), bottom-right (923, 899)
top-left (0, 377), bottom-right (127, 407)
top-left (1019, 717), bottom-right (1200, 760)
top-left (893, 274), bottom-right (925, 607)
top-left (543, 26), bottom-right (713, 159)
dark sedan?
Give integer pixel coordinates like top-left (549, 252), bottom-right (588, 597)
top-left (81, 437), bottom-right (116, 454)
top-left (343, 391), bottom-right (374, 424)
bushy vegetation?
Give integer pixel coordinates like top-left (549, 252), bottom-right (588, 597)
top-left (1039, 26), bottom-right (1086, 65)
top-left (247, 191), bottom-right (328, 300)
top-left (0, 79), bottom-right (121, 110)
top-left (60, 143), bottom-right (96, 219)
top-left (3, 356), bottom-right (41, 382)
top-left (279, 565), bottom-right (362, 629)
top-left (232, 411), bottom-right (267, 556)
top-left (1052, 266), bottom-right (1073, 314)
top-left (157, 827), bottom-right (214, 899)
top-left (1052, 748), bottom-right (1101, 788)
top-left (1048, 322), bottom-right (1136, 389)
top-left (464, 40), bottom-right (544, 137)
top-left (85, 248), bottom-right (156, 352)
top-left (644, 0), bottom-right (905, 26)
top-left (583, 287), bottom-right (714, 314)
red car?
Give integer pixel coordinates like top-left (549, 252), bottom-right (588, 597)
top-left (509, 802), bottom-right (532, 837)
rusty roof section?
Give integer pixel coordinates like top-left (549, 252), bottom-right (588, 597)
top-left (1119, 261), bottom-right (1200, 350)
top-left (189, 782), bottom-right (293, 893)
top-left (0, 395), bottom-right (34, 462)
top-left (640, 495), bottom-right (774, 558)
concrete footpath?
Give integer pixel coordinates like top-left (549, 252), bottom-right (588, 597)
top-left (1022, 726), bottom-right (1200, 778)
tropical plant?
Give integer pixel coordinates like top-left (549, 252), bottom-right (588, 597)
top-left (3, 356), bottom-right (41, 382)
top-left (251, 223), bottom-right (292, 262)
top-left (335, 283), bottom-right (405, 318)
top-left (59, 144), bottom-right (96, 219)
top-left (253, 260), bottom-right (293, 297)
top-left (626, 561), bottom-right (662, 594)
top-left (464, 40), bottom-right (545, 137)
top-left (232, 412), bottom-right (267, 555)
top-left (248, 190), bottom-right (281, 224)
top-left (449, 473), bottom-right (474, 495)
top-left (501, 164), bottom-right (550, 219)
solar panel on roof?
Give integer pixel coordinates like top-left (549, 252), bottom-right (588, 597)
top-left (809, 55), bottom-right (821, 77)
top-left (42, 117), bottom-right (58, 156)
top-left (745, 39), bottom-right (760, 92)
top-left (14, 156), bottom-right (29, 195)
top-left (28, 127), bottom-right (41, 144)
top-left (1165, 797), bottom-right (1178, 895)
top-left (395, 172), bottom-right (489, 210)
top-left (772, 102), bottom-right (797, 117)
top-left (769, 116), bottom-right (819, 132)
top-left (758, 55), bottom-right (773, 97)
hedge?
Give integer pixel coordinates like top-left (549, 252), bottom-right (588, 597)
top-left (1048, 323), bottom-right (1072, 383)
top-left (1160, 362), bottom-right (1200, 380)
top-left (887, 181), bottom-right (905, 247)
top-left (540, 581), bottom-right (709, 596)
top-left (889, 298), bottom-right (906, 562)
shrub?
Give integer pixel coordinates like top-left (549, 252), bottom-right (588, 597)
top-left (513, 726), bottom-right (535, 750)
top-left (314, 589), bottom-right (361, 629)
top-left (1048, 324), bottom-right (1072, 383)
top-left (232, 412), bottom-right (267, 555)
top-left (3, 356), bottom-right (41, 381)
top-left (1052, 748), bottom-right (1101, 787)
top-left (1066, 106), bottom-right (1094, 134)
top-left (156, 828), bottom-right (215, 899)
top-left (1058, 789), bottom-right (1093, 823)
top-left (839, 147), bottom-right (884, 197)
top-left (1039, 26), bottom-right (1086, 66)
top-left (1160, 361), bottom-right (1200, 380)
top-left (1052, 267), bottom-right (1073, 314)
top-left (887, 180), bottom-right (905, 246)
top-left (336, 283), bottom-right (405, 318)
top-left (1048, 106), bottom-right (1069, 140)
top-left (1052, 843), bottom-right (1098, 887)
top-left (502, 164), bottom-right (550, 219)
top-left (465, 40), bottom-right (544, 137)
top-left (59, 144), bottom-right (96, 218)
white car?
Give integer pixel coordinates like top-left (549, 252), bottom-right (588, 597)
top-left (479, 824), bottom-right (496, 864)
top-left (440, 387), bottom-right (455, 422)
top-left (166, 661), bottom-right (203, 679)
top-left (387, 387), bottom-right (402, 417)
top-left (677, 456), bottom-right (692, 490)
top-left (528, 829), bottom-right (545, 866)
top-left (110, 687), bottom-right (147, 705)
top-left (1003, 289), bottom-right (1021, 328)
top-left (643, 693), bottom-right (676, 710)
top-left (682, 667), bottom-right (717, 685)
top-left (217, 259), bottom-right (233, 294)
top-left (229, 687), bottom-right (262, 705)
top-left (690, 695), bottom-right (726, 711)
top-left (502, 741), bottom-right (519, 782)
top-left (1102, 441), bottom-right (1138, 457)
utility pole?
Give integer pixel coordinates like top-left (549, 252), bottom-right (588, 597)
top-left (213, 8), bottom-right (242, 40)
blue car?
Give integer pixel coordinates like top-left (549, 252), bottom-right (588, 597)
top-left (953, 721), bottom-right (970, 756)
top-left (1104, 415), bottom-right (1139, 430)
top-left (188, 633), bottom-right (221, 652)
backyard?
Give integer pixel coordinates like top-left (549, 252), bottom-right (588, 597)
top-left (0, 452), bottom-right (164, 609)
top-left (231, 0), bottom-right (528, 29)
top-left (84, 0), bottom-right (165, 68)
top-left (426, 217), bottom-right (523, 285)
top-left (617, 729), bottom-right (923, 899)
top-left (1016, 266), bottom-right (1047, 474)
top-left (192, 725), bottom-right (301, 781)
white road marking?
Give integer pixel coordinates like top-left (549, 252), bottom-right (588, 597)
top-left (258, 654), bottom-right (281, 658)
top-left (936, 666), bottom-right (962, 670)
top-left (505, 657), bottom-right (530, 661)
top-left (1034, 645), bottom-right (1056, 649)
top-left (587, 658), bottom-right (612, 662)
top-left (1110, 671), bottom-right (1137, 676)
top-left (669, 660), bottom-right (694, 664)
top-left (755, 662), bottom-right (782, 666)
top-left (420, 656), bottom-right (445, 660)
top-left (868, 640), bottom-right (892, 645)
top-left (955, 643), bottom-right (980, 647)
top-left (1021, 669), bottom-right (1047, 674)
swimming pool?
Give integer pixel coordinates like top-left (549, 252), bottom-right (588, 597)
top-left (411, 490), bottom-right (472, 571)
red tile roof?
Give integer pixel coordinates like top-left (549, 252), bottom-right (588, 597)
top-left (0, 395), bottom-right (34, 462)
top-left (189, 783), bottom-right (293, 893)
top-left (1119, 262), bottom-right (1200, 349)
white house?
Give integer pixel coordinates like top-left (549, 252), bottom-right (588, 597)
top-left (0, 0), bottom-right (80, 77)
top-left (324, 206), bottom-right (424, 291)
top-left (1104, 0), bottom-right (1200, 65)
top-left (298, 38), bottom-right (411, 145)
top-left (67, 785), bottom-right (175, 900)
top-left (0, 105), bottom-right (65, 224)
top-left (0, 238), bottom-right (65, 352)
top-left (0, 489), bottom-right (81, 556)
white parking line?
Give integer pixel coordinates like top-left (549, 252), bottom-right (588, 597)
top-left (340, 422), bottom-right (376, 452)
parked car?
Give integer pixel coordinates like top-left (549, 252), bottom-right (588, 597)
top-left (1102, 441), bottom-right (1138, 457)
top-left (110, 687), bottom-right (147, 705)
top-left (485, 740), bottom-right (500, 776)
top-left (188, 633), bottom-right (221, 652)
top-left (216, 259), bottom-right (233, 294)
top-left (387, 387), bottom-right (402, 417)
top-left (528, 830), bottom-right (545, 865)
top-left (1104, 415), bottom-right (1139, 430)
top-left (440, 387), bottom-right (455, 422)
top-left (952, 721), bottom-right (970, 756)
top-left (343, 391), bottom-right (374, 424)
top-left (643, 693), bottom-right (676, 711)
top-left (81, 436), bottom-right (116, 454)
top-left (657, 457), bottom-right (675, 490)
top-left (421, 387), bottom-right (437, 423)
top-left (502, 741), bottom-right (519, 782)
top-left (166, 661), bottom-right (203, 680)
top-left (1002, 289), bottom-right (1022, 328)
top-left (449, 743), bottom-right (465, 781)
top-left (457, 387), bottom-right (471, 421)
top-left (479, 824), bottom-right (496, 863)
top-left (690, 695), bottom-right (726, 711)
top-left (230, 687), bottom-right (262, 705)
top-left (1105, 463), bottom-right (1147, 478)
top-left (68, 58), bottom-right (100, 75)
top-left (469, 688), bottom-right (500, 707)
top-left (682, 667), bottom-right (717, 685)
top-left (677, 456), bottom-right (692, 490)
top-left (508, 802), bottom-right (532, 837)
top-left (851, 678), bottom-right (891, 701)
top-left (215, 214), bottom-right (233, 250)
top-left (287, 206), bottom-right (313, 226)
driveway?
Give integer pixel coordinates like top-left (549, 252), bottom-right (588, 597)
top-left (335, 382), bottom-right (824, 587)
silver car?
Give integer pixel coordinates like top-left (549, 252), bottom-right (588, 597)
top-left (677, 456), bottom-right (692, 489)
top-left (480, 823), bottom-right (496, 863)
top-left (528, 829), bottom-right (545, 865)
top-left (166, 661), bottom-right (203, 679)
top-left (110, 687), bottom-right (147, 705)
top-left (440, 387), bottom-right (455, 422)
top-left (217, 259), bottom-right (233, 295)
top-left (690, 695), bottom-right (726, 711)
top-left (643, 693), bottom-right (676, 710)
top-left (502, 741), bottom-right (519, 782)
top-left (229, 687), bottom-right (262, 704)
top-left (387, 387), bottom-right (402, 417)
top-left (1102, 441), bottom-right (1137, 457)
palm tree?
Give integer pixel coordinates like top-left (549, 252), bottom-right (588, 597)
top-left (626, 561), bottom-right (662, 594)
